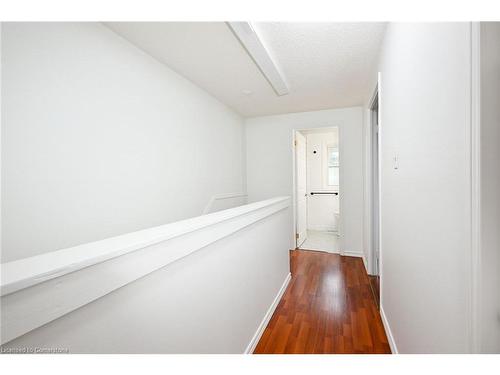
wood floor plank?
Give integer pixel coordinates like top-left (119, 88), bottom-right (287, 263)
top-left (253, 250), bottom-right (391, 354)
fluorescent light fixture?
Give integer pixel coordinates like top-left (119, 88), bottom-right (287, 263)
top-left (227, 22), bottom-right (289, 96)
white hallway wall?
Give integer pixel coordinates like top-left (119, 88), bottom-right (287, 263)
top-left (371, 23), bottom-right (472, 353)
top-left (1, 23), bottom-right (245, 262)
top-left (245, 107), bottom-right (364, 256)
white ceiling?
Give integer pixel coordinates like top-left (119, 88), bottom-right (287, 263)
top-left (105, 22), bottom-right (386, 117)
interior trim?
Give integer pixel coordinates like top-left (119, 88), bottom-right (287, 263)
top-left (380, 305), bottom-right (398, 354)
top-left (244, 272), bottom-right (291, 354)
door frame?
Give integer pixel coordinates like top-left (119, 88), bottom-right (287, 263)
top-left (291, 126), bottom-right (340, 250)
top-left (368, 83), bottom-right (381, 277)
top-left (364, 73), bottom-right (382, 282)
top-left (469, 21), bottom-right (481, 354)
top-left (294, 130), bottom-right (308, 248)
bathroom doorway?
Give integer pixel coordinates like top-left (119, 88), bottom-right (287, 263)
top-left (293, 127), bottom-right (340, 253)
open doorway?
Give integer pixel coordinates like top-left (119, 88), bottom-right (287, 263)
top-left (369, 86), bottom-right (381, 307)
top-left (293, 127), bottom-right (340, 253)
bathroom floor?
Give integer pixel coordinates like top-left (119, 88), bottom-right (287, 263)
top-left (299, 230), bottom-right (339, 253)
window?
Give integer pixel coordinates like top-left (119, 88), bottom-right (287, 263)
top-left (327, 146), bottom-right (339, 187)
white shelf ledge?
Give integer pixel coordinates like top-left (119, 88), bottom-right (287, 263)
top-left (0, 196), bottom-right (291, 345)
top-left (1, 196), bottom-right (289, 297)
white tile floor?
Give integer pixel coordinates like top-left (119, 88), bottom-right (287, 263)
top-left (299, 230), bottom-right (339, 253)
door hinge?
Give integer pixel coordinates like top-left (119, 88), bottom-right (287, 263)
top-left (296, 233), bottom-right (299, 239)
top-left (294, 140), bottom-right (297, 147)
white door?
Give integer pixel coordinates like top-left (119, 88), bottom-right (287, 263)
top-left (295, 131), bottom-right (307, 247)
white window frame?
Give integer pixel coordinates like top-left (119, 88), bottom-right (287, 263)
top-left (326, 144), bottom-right (339, 190)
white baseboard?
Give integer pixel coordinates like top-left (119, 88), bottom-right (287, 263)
top-left (362, 255), bottom-right (368, 274)
top-left (244, 272), bottom-right (291, 354)
top-left (299, 247), bottom-right (340, 255)
top-left (341, 250), bottom-right (364, 258)
top-left (307, 225), bottom-right (338, 232)
top-left (380, 305), bottom-right (398, 354)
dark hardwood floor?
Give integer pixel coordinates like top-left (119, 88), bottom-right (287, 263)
top-left (368, 275), bottom-right (380, 310)
top-left (253, 250), bottom-right (391, 354)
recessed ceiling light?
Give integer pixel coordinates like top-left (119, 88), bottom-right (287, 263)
top-left (228, 22), bottom-right (289, 97)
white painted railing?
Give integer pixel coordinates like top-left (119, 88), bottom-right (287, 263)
top-left (202, 191), bottom-right (248, 215)
top-left (1, 196), bottom-right (292, 352)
